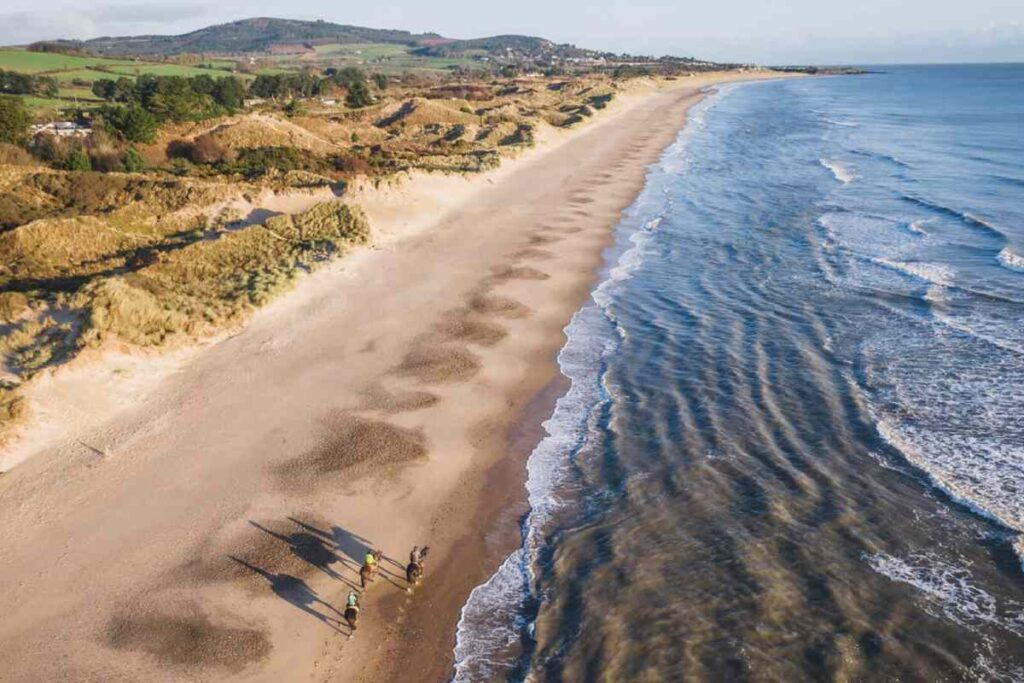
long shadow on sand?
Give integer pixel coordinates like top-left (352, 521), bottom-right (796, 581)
top-left (287, 518), bottom-right (406, 589)
top-left (230, 557), bottom-right (349, 635)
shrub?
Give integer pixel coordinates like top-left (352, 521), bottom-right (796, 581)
top-left (89, 150), bottom-right (124, 173)
top-left (123, 147), bottom-right (146, 172)
top-left (100, 104), bottom-right (159, 144)
top-left (170, 157), bottom-right (192, 176)
top-left (0, 95), bottom-right (31, 145)
top-left (345, 81), bottom-right (373, 109)
top-left (0, 292), bottom-right (28, 323)
top-left (331, 155), bottom-right (372, 176)
top-left (227, 146), bottom-right (308, 177)
top-left (444, 124), bottom-right (467, 142)
top-left (64, 149), bottom-right (92, 171)
top-left (0, 142), bottom-right (34, 165)
top-left (189, 133), bottom-right (228, 164)
top-left (283, 99), bottom-right (307, 118)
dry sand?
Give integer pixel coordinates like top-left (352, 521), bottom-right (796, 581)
top-left (0, 72), bottom-right (788, 682)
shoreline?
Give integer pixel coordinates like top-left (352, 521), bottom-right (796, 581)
top-left (0, 72), bottom-right (790, 681)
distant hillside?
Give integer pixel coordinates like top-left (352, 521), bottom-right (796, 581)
top-left (44, 18), bottom-right (447, 56)
top-left (413, 35), bottom-right (589, 59)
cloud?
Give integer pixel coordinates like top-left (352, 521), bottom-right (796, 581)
top-left (0, 1), bottom-right (233, 44)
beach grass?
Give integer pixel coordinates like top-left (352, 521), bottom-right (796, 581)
top-left (0, 184), bottom-right (369, 440)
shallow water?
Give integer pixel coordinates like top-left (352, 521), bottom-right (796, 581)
top-left (455, 65), bottom-right (1024, 681)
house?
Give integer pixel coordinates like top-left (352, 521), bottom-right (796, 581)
top-left (31, 121), bottom-right (91, 138)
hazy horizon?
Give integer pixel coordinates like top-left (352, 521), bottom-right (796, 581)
top-left (0, 0), bottom-right (1022, 65)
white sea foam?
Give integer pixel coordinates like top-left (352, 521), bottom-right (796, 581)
top-left (997, 246), bottom-right (1024, 272)
top-left (907, 219), bottom-right (930, 235)
top-left (873, 347), bottom-right (1024, 568)
top-left (820, 158), bottom-right (855, 184)
top-left (867, 552), bottom-right (1024, 636)
top-left (873, 258), bottom-right (955, 288)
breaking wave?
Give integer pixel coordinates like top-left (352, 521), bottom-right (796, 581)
top-left (820, 158), bottom-right (855, 184)
top-left (997, 246), bottom-right (1024, 272)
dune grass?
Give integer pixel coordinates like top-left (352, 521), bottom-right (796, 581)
top-left (0, 192), bottom-right (369, 442)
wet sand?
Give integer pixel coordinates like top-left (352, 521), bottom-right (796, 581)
top-left (0, 72), bottom-right (787, 681)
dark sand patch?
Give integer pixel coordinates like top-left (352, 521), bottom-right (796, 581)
top-left (489, 266), bottom-right (550, 282)
top-left (436, 312), bottom-right (508, 347)
top-left (467, 294), bottom-right (531, 319)
top-left (106, 605), bottom-right (270, 672)
top-left (530, 234), bottom-right (561, 245)
top-left (362, 384), bottom-right (441, 413)
top-left (275, 413), bottom-right (428, 488)
top-left (509, 247), bottom-right (554, 261)
top-left (179, 515), bottom-right (343, 590)
top-left (395, 343), bottom-right (482, 383)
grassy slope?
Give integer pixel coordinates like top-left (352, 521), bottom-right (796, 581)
top-left (0, 48), bottom-right (246, 115)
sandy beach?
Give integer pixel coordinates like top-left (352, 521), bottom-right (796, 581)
top-left (0, 72), bottom-right (784, 682)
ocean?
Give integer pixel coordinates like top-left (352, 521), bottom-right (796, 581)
top-left (453, 65), bottom-right (1024, 681)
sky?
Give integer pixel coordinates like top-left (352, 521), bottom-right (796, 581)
top-left (1, 0), bottom-right (1022, 64)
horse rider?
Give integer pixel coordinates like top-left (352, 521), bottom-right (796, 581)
top-left (364, 550), bottom-right (378, 572)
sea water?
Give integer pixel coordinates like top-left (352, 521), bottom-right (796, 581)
top-left (454, 65), bottom-right (1024, 681)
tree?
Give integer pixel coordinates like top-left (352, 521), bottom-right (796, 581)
top-left (285, 99), bottom-right (309, 118)
top-left (372, 73), bottom-right (388, 90)
top-left (212, 77), bottom-right (245, 111)
top-left (0, 95), bottom-right (31, 145)
top-left (123, 147), bottom-right (146, 172)
top-left (100, 104), bottom-right (158, 143)
top-left (64, 148), bottom-right (91, 171)
top-left (345, 80), bottom-right (373, 109)
top-left (92, 79), bottom-right (117, 101)
top-left (331, 67), bottom-right (366, 89)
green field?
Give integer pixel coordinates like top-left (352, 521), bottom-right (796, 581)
top-left (103, 63), bottom-right (237, 79)
top-left (282, 42), bottom-right (479, 73)
top-left (56, 86), bottom-right (101, 101)
top-left (312, 43), bottom-right (411, 59)
top-left (47, 68), bottom-right (122, 83)
top-left (0, 49), bottom-right (138, 73)
top-left (0, 48), bottom-right (255, 115)
top-left (0, 48), bottom-right (240, 81)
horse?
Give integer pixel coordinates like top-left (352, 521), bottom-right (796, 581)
top-left (406, 545), bottom-right (431, 589)
top-left (359, 549), bottom-right (383, 589)
top-left (344, 605), bottom-right (359, 632)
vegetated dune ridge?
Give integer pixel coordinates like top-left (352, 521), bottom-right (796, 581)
top-left (0, 72), bottom-right (789, 682)
top-left (0, 71), bottom-right (653, 441)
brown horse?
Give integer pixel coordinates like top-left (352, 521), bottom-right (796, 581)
top-left (359, 549), bottom-right (383, 589)
top-left (344, 605), bottom-right (359, 631)
top-left (405, 545), bottom-right (430, 589)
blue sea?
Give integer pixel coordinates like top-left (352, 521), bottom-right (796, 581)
top-left (454, 65), bottom-right (1024, 681)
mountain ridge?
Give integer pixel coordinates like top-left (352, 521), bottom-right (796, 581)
top-left (31, 17), bottom-right (560, 58)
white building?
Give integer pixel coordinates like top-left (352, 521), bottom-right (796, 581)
top-left (31, 121), bottom-right (91, 138)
